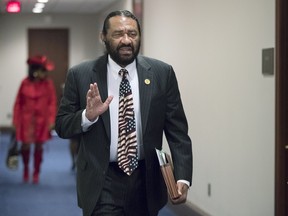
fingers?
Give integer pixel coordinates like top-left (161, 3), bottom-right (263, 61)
top-left (87, 83), bottom-right (99, 99)
top-left (85, 83), bottom-right (113, 121)
top-left (170, 182), bottom-right (189, 205)
top-left (104, 95), bottom-right (114, 106)
top-left (91, 83), bottom-right (100, 97)
top-left (170, 192), bottom-right (187, 204)
top-left (177, 182), bottom-right (189, 195)
top-left (87, 83), bottom-right (113, 106)
top-left (86, 83), bottom-right (100, 108)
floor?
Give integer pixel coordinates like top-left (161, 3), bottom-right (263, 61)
top-left (0, 132), bottom-right (183, 216)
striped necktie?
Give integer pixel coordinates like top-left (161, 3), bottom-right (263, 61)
top-left (117, 68), bottom-right (138, 175)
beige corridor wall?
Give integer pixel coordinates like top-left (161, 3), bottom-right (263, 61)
top-left (142, 0), bottom-right (275, 216)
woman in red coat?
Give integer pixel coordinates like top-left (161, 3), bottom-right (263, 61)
top-left (13, 55), bottom-right (57, 184)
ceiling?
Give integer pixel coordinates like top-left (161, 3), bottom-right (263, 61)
top-left (0, 0), bottom-right (119, 14)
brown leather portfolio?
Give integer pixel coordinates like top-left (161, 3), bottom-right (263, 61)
top-left (155, 149), bottom-right (180, 199)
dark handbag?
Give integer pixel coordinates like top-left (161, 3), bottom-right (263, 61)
top-left (6, 131), bottom-right (19, 170)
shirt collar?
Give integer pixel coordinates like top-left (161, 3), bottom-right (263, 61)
top-left (108, 55), bottom-right (137, 80)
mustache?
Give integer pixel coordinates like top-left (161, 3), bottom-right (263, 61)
top-left (117, 44), bottom-right (133, 50)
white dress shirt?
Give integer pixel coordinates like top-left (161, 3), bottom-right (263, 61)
top-left (81, 55), bottom-right (143, 162)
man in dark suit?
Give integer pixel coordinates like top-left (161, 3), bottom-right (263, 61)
top-left (55, 10), bottom-right (192, 216)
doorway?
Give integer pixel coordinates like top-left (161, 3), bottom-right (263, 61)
top-left (275, 0), bottom-right (288, 215)
top-left (28, 28), bottom-right (69, 106)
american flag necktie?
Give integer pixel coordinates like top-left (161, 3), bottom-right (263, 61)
top-left (117, 68), bottom-right (138, 175)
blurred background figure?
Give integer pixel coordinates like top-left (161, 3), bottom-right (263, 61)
top-left (13, 55), bottom-right (57, 184)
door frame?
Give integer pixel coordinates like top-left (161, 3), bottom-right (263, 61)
top-left (28, 28), bottom-right (69, 106)
top-left (275, 0), bottom-right (288, 215)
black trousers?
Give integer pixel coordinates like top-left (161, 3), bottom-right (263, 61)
top-left (91, 160), bottom-right (150, 216)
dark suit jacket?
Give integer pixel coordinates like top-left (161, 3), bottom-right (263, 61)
top-left (55, 54), bottom-right (192, 216)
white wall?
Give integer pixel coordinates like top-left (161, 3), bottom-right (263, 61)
top-left (0, 0), bottom-right (131, 126)
top-left (143, 0), bottom-right (275, 216)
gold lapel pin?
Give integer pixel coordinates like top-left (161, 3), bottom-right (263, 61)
top-left (144, 79), bottom-right (150, 85)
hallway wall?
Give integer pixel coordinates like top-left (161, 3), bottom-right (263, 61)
top-left (142, 0), bottom-right (275, 216)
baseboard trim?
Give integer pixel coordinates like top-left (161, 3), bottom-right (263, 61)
top-left (0, 126), bottom-right (13, 133)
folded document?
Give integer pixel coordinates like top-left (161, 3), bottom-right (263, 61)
top-left (155, 149), bottom-right (180, 199)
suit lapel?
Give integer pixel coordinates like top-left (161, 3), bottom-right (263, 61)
top-left (137, 56), bottom-right (153, 136)
top-left (90, 55), bottom-right (111, 141)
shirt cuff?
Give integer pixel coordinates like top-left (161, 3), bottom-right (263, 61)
top-left (177, 180), bottom-right (190, 188)
top-left (81, 109), bottom-right (98, 132)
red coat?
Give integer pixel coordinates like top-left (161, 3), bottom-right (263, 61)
top-left (13, 77), bottom-right (57, 144)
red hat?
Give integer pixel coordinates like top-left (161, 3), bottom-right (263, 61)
top-left (27, 55), bottom-right (55, 71)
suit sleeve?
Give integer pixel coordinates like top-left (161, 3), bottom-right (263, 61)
top-left (55, 69), bottom-right (84, 139)
top-left (164, 66), bottom-right (193, 186)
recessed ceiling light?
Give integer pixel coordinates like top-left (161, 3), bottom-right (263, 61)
top-left (32, 7), bottom-right (43, 13)
top-left (38, 0), bottom-right (49, 3)
top-left (35, 3), bottom-right (45, 9)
